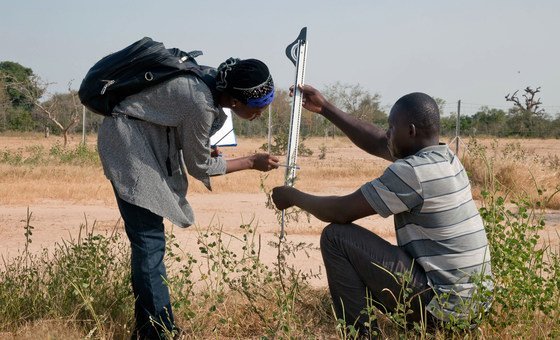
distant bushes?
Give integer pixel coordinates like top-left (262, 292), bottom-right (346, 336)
top-left (0, 142), bottom-right (100, 166)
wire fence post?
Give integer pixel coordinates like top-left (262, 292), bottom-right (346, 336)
top-left (455, 99), bottom-right (461, 155)
top-left (267, 105), bottom-right (272, 154)
top-left (82, 105), bottom-right (86, 145)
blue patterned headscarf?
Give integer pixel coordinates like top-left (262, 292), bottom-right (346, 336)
top-left (216, 58), bottom-right (274, 108)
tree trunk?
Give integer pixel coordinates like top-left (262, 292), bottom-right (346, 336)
top-left (62, 119), bottom-right (79, 148)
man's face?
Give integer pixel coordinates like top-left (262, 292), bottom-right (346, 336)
top-left (386, 106), bottom-right (411, 159)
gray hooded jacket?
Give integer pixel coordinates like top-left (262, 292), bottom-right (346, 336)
top-left (98, 74), bottom-right (227, 227)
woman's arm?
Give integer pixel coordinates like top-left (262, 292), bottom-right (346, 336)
top-left (226, 153), bottom-right (279, 173)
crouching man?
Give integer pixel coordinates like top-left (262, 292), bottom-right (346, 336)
top-left (272, 85), bottom-right (493, 335)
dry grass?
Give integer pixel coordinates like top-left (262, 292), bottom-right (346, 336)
top-left (0, 320), bottom-right (85, 339)
top-left (0, 164), bottom-right (113, 205)
top-left (0, 133), bottom-right (389, 204)
top-left (458, 137), bottom-right (560, 209)
top-left (2, 133), bottom-right (560, 209)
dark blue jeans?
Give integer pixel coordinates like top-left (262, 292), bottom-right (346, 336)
top-left (320, 223), bottom-right (434, 333)
top-left (114, 191), bottom-right (175, 339)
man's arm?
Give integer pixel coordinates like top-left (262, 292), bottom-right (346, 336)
top-left (297, 85), bottom-right (393, 161)
top-left (321, 101), bottom-right (392, 161)
top-left (272, 186), bottom-right (377, 224)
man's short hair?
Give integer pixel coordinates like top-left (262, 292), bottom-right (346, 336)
top-left (394, 92), bottom-right (440, 135)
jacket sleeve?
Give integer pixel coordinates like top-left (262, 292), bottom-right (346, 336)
top-left (176, 77), bottom-right (227, 190)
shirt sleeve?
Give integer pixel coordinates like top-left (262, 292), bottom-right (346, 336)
top-left (176, 77), bottom-right (227, 190)
top-left (360, 160), bottom-right (423, 218)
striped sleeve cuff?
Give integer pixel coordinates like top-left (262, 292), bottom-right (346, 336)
top-left (360, 181), bottom-right (392, 218)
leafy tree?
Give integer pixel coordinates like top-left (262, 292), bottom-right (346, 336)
top-left (6, 107), bottom-right (36, 131)
top-left (440, 113), bottom-right (456, 136)
top-left (551, 116), bottom-right (560, 138)
top-left (471, 107), bottom-right (507, 136)
top-left (0, 79), bottom-right (10, 131)
top-left (0, 61), bottom-right (42, 111)
top-left (434, 97), bottom-right (447, 116)
top-left (1, 64), bottom-right (82, 146)
top-left (0, 61), bottom-right (45, 131)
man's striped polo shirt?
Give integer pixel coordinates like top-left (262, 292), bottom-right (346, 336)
top-left (360, 144), bottom-right (493, 321)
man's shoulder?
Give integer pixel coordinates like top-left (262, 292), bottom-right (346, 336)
top-left (387, 158), bottom-right (416, 175)
top-left (397, 145), bottom-right (456, 170)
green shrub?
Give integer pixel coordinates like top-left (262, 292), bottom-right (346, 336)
top-left (0, 143), bottom-right (100, 166)
top-left (6, 107), bottom-right (36, 131)
top-left (50, 142), bottom-right (100, 165)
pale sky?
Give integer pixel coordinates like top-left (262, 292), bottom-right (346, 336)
top-left (1, 0), bottom-right (559, 116)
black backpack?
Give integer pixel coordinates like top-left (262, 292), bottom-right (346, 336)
top-left (78, 37), bottom-right (216, 116)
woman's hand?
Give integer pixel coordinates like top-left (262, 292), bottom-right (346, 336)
top-left (226, 153), bottom-right (278, 173)
top-left (251, 153), bottom-right (279, 172)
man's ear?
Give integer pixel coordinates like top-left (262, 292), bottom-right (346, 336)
top-left (409, 123), bottom-right (417, 137)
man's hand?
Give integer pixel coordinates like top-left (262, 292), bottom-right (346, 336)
top-left (290, 84), bottom-right (328, 114)
top-left (273, 187), bottom-right (377, 223)
top-left (272, 186), bottom-right (297, 210)
top-left (251, 153), bottom-right (280, 172)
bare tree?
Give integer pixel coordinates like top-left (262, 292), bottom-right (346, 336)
top-left (1, 74), bottom-right (81, 147)
top-left (323, 82), bottom-right (386, 137)
top-left (323, 82), bottom-right (385, 123)
top-left (505, 86), bottom-right (548, 137)
top-left (505, 86), bottom-right (544, 115)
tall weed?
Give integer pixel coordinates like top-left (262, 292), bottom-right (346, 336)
top-left (467, 138), bottom-right (560, 338)
top-left (166, 211), bottom-right (327, 337)
top-left (0, 211), bottom-right (132, 338)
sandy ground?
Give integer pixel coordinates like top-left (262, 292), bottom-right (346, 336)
top-left (0, 193), bottom-right (399, 288)
top-left (2, 193), bottom-right (559, 289)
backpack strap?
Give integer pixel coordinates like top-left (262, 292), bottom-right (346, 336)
top-left (167, 48), bottom-right (219, 103)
